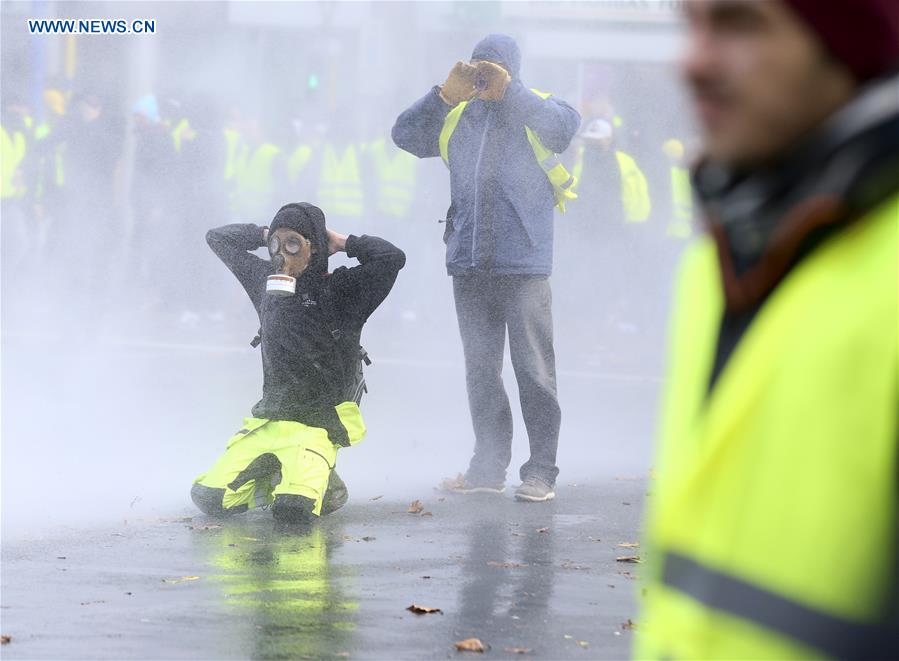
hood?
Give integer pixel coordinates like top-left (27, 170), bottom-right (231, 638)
top-left (471, 34), bottom-right (521, 79)
top-left (269, 202), bottom-right (330, 276)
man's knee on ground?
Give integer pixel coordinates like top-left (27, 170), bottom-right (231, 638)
top-left (190, 482), bottom-right (248, 517)
top-left (271, 493), bottom-right (317, 524)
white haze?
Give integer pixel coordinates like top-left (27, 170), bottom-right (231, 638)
top-left (1, 0), bottom-right (693, 539)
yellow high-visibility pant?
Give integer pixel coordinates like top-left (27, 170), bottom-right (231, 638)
top-left (192, 404), bottom-right (364, 520)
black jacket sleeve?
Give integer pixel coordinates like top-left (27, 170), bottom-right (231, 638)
top-left (206, 223), bottom-right (271, 313)
top-left (332, 234), bottom-right (406, 328)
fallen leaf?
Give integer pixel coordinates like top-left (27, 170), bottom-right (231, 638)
top-left (622, 501), bottom-right (632, 506)
top-left (622, 619), bottom-right (637, 630)
top-left (421, 575), bottom-right (432, 579)
top-left (1, 635), bottom-right (10, 644)
top-left (438, 473), bottom-right (466, 492)
top-left (504, 647), bottom-right (531, 654)
top-left (577, 640), bottom-right (590, 648)
top-left (563, 634), bottom-right (573, 640)
top-left (511, 532), bottom-right (525, 537)
top-left (162, 576), bottom-right (200, 584)
top-left (536, 527), bottom-right (549, 533)
top-left (616, 555), bottom-right (642, 563)
top-left (406, 603), bottom-right (442, 615)
top-left (617, 542), bottom-right (639, 548)
top-left (454, 638), bottom-right (486, 652)
top-left (408, 500), bottom-right (424, 514)
top-left (487, 561), bottom-right (526, 568)
top-left (421, 511), bottom-right (433, 517)
top-left (361, 536), bottom-right (376, 542)
top-left (56, 556), bottom-right (66, 560)
top-left (370, 495), bottom-right (383, 501)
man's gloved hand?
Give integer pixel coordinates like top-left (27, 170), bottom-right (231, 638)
top-left (439, 61), bottom-right (478, 106)
top-left (474, 61), bottom-right (512, 102)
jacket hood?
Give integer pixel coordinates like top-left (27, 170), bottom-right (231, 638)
top-left (471, 34), bottom-right (521, 79)
top-left (269, 202), bottom-right (329, 275)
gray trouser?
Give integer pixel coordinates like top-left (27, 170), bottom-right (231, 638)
top-left (453, 274), bottom-right (561, 485)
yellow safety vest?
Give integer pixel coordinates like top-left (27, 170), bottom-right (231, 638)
top-left (233, 143), bottom-right (281, 219)
top-left (1, 124), bottom-right (27, 199)
top-left (438, 89), bottom-right (577, 213)
top-left (666, 165), bottom-right (693, 238)
top-left (638, 192), bottom-right (899, 659)
top-left (368, 137), bottom-right (417, 219)
top-left (287, 144), bottom-right (313, 184)
top-left (317, 144), bottom-right (363, 218)
top-left (571, 145), bottom-right (651, 223)
top-left (171, 118), bottom-right (195, 153)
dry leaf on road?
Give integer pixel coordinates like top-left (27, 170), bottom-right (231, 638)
top-left (504, 647), bottom-right (531, 654)
top-left (455, 638), bottom-right (486, 652)
top-left (622, 619), bottom-right (638, 630)
top-left (1, 635), bottom-right (10, 644)
top-left (408, 500), bottom-right (424, 514)
top-left (536, 527), bottom-right (549, 533)
top-left (370, 495), bottom-right (383, 501)
top-left (615, 555), bottom-right (642, 563)
top-left (162, 576), bottom-right (200, 584)
top-left (406, 603), bottom-right (443, 615)
top-left (617, 542), bottom-right (639, 548)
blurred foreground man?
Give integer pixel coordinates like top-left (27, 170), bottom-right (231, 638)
top-left (191, 203), bottom-right (404, 523)
top-left (392, 34), bottom-right (581, 502)
top-left (639, 1), bottom-right (898, 658)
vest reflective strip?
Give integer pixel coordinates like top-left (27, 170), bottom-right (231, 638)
top-left (662, 551), bottom-right (896, 659)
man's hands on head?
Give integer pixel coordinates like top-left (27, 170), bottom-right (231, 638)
top-left (327, 229), bottom-right (348, 255)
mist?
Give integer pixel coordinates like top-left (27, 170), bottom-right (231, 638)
top-left (1, 0), bottom-right (694, 539)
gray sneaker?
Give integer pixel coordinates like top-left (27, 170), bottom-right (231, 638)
top-left (514, 476), bottom-right (555, 502)
top-left (439, 472), bottom-right (505, 495)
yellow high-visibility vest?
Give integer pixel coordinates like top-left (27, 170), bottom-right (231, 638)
top-left (317, 144), bottom-right (363, 218)
top-left (571, 145), bottom-right (651, 223)
top-left (233, 143), bottom-right (281, 219)
top-left (638, 192), bottom-right (899, 659)
top-left (368, 137), bottom-right (417, 219)
top-left (287, 144), bottom-right (313, 185)
top-left (438, 89), bottom-right (577, 212)
top-left (666, 164), bottom-right (693, 238)
top-left (1, 124), bottom-right (27, 199)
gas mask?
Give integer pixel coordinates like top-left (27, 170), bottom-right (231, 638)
top-left (266, 229), bottom-right (314, 297)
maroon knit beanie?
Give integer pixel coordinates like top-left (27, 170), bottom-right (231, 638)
top-left (783, 0), bottom-right (899, 82)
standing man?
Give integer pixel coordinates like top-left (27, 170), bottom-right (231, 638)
top-left (640, 1), bottom-right (898, 658)
top-left (392, 34), bottom-right (581, 502)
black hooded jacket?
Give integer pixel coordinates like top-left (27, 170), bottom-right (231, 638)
top-left (206, 222), bottom-right (405, 442)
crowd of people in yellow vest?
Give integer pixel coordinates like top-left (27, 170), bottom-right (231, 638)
top-left (2, 88), bottom-right (694, 235)
top-left (2, 85), bottom-right (694, 343)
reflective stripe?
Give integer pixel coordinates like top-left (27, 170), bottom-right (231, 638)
top-left (662, 552), bottom-right (897, 660)
top-left (540, 154), bottom-right (557, 171)
top-left (560, 175), bottom-right (575, 190)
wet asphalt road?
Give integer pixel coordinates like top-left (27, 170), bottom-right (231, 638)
top-left (1, 480), bottom-right (647, 660)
